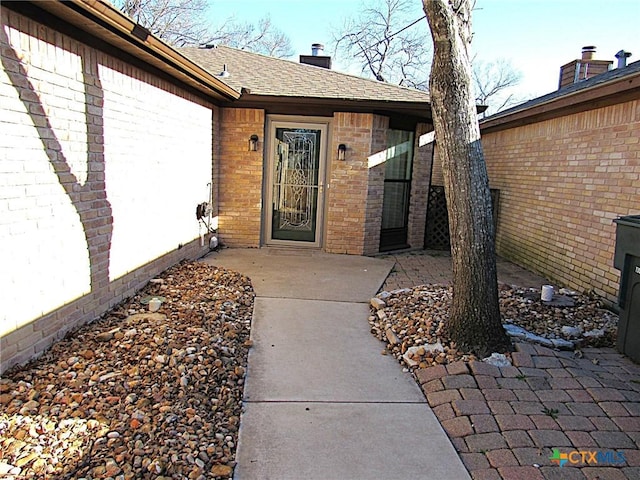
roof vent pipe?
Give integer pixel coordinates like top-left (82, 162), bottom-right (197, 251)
top-left (220, 64), bottom-right (230, 77)
top-left (615, 50), bottom-right (632, 68)
top-left (311, 43), bottom-right (324, 56)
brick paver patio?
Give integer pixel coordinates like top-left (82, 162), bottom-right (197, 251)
top-left (378, 251), bottom-right (640, 480)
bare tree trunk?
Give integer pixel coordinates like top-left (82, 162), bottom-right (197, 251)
top-left (423, 0), bottom-right (510, 358)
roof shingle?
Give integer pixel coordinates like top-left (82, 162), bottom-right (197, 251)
top-left (179, 45), bottom-right (431, 105)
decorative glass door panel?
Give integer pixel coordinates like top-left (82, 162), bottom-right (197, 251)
top-left (271, 127), bottom-right (322, 242)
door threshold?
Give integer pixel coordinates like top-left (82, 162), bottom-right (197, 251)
top-left (262, 245), bottom-right (322, 256)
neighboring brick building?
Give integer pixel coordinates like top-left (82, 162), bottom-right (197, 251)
top-left (1, 1), bottom-right (436, 371)
top-left (479, 49), bottom-right (640, 306)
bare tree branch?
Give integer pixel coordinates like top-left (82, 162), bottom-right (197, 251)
top-left (472, 58), bottom-right (525, 116)
top-left (212, 15), bottom-right (294, 58)
top-left (111, 0), bottom-right (294, 57)
top-left (331, 0), bottom-right (431, 89)
top-left (116, 0), bottom-right (211, 47)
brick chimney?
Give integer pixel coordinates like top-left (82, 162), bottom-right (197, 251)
top-left (300, 43), bottom-right (332, 69)
top-left (558, 46), bottom-right (613, 89)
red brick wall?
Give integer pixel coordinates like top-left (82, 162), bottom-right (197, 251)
top-left (363, 115), bottom-right (389, 255)
top-left (482, 100), bottom-right (640, 304)
top-left (217, 108), bottom-right (265, 247)
top-left (408, 123), bottom-right (434, 249)
top-left (326, 112), bottom-right (375, 254)
top-left (327, 114), bottom-right (433, 254)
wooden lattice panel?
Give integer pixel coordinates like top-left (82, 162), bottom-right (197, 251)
top-left (424, 186), bottom-right (500, 251)
top-left (424, 186), bottom-right (450, 250)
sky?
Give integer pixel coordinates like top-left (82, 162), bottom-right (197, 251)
top-left (206, 0), bottom-right (640, 102)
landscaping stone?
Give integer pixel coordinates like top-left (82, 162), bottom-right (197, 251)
top-left (0, 261), bottom-right (254, 479)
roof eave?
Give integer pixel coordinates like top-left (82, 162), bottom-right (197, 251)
top-left (30, 0), bottom-right (240, 101)
top-left (232, 93), bottom-right (433, 121)
top-left (480, 71), bottom-right (640, 133)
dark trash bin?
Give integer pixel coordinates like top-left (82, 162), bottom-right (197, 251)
top-left (613, 215), bottom-right (640, 363)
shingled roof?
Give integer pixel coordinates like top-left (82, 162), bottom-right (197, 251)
top-left (180, 45), bottom-right (431, 105)
top-left (481, 59), bottom-right (640, 132)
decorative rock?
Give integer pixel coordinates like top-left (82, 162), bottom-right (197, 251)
top-left (0, 263), bottom-right (253, 478)
top-left (96, 331), bottom-right (114, 342)
top-left (551, 338), bottom-right (575, 350)
top-left (370, 297), bottom-right (386, 310)
top-left (423, 342), bottom-right (444, 354)
top-left (385, 328), bottom-right (400, 345)
top-left (503, 324), bottom-right (528, 339)
top-left (402, 342), bottom-right (444, 367)
top-left (482, 353), bottom-right (512, 367)
top-left (390, 288), bottom-right (411, 295)
top-left (402, 351), bottom-right (419, 367)
top-left (210, 464), bottom-right (233, 477)
top-left (542, 294), bottom-right (575, 307)
top-left (377, 291), bottom-right (391, 300)
top-left (561, 325), bottom-right (582, 338)
top-left (368, 283), bottom-right (617, 371)
top-left (504, 324), bottom-right (556, 348)
top-left (583, 328), bottom-right (605, 338)
top-left (559, 288), bottom-right (578, 296)
top-left (147, 458), bottom-right (164, 474)
top-left (105, 458), bottom-right (121, 477)
top-left (21, 400), bottom-right (39, 412)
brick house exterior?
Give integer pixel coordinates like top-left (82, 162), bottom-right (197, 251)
top-left (479, 52), bottom-right (639, 306)
top-left (0, 0), bottom-right (239, 372)
top-left (1, 1), bottom-right (435, 372)
top-left (181, 45), bottom-right (435, 256)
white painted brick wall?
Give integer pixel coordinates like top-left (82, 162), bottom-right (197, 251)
top-left (0, 8), bottom-right (215, 372)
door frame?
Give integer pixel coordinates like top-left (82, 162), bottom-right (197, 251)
top-left (263, 115), bottom-right (331, 249)
top-left (379, 129), bottom-right (414, 252)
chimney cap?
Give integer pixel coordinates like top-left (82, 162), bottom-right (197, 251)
top-left (311, 43), bottom-right (325, 56)
top-left (581, 45), bottom-right (596, 60)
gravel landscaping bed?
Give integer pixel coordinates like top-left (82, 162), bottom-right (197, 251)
top-left (0, 261), bottom-right (254, 480)
top-left (370, 284), bottom-right (619, 369)
top-left (1, 256), bottom-right (622, 479)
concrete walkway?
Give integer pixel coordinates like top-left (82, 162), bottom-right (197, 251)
top-left (203, 248), bottom-right (470, 480)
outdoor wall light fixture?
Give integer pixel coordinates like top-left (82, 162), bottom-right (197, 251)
top-left (249, 134), bottom-right (259, 151)
top-left (338, 143), bottom-right (347, 161)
